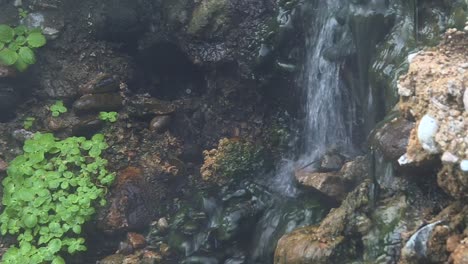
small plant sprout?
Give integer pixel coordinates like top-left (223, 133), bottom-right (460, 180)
top-left (23, 116), bottom-right (35, 129)
top-left (18, 8), bottom-right (28, 19)
top-left (99, 111), bottom-right (118, 123)
top-left (50, 101), bottom-right (67, 117)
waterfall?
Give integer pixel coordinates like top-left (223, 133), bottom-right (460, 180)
top-left (301, 1), bottom-right (355, 160)
top-left (271, 0), bottom-right (357, 197)
top-left (249, 2), bottom-right (358, 262)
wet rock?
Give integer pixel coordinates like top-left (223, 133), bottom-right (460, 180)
top-left (79, 73), bottom-right (120, 95)
top-left (0, 66), bottom-right (16, 78)
top-left (12, 129), bottom-right (34, 142)
top-left (401, 221), bottom-right (444, 262)
top-left (157, 218), bottom-right (169, 232)
top-left (437, 164), bottom-right (468, 199)
top-left (118, 241), bottom-right (134, 255)
top-left (182, 256), bottom-right (219, 264)
top-left (180, 142), bottom-right (203, 163)
top-left (127, 232), bottom-right (146, 250)
top-left (127, 96), bottom-right (175, 117)
top-left (73, 93), bottom-right (123, 115)
top-left (398, 29), bottom-right (467, 168)
top-left (442, 152), bottom-right (460, 164)
top-left (451, 238), bottom-right (468, 264)
top-left (98, 254), bottom-right (125, 264)
top-left (187, 0), bottom-right (229, 37)
top-left (447, 235), bottom-right (463, 253)
top-left (149, 115), bottom-right (171, 133)
top-left (45, 114), bottom-right (79, 132)
top-left (142, 250), bottom-right (162, 264)
top-left (0, 84), bottom-right (19, 121)
top-left (340, 156), bottom-right (368, 184)
top-left (320, 152), bottom-right (345, 172)
top-left (0, 158), bottom-right (7, 172)
top-left (373, 116), bottom-right (415, 161)
top-left (99, 167), bottom-right (154, 232)
top-left (295, 156), bottom-right (367, 201)
top-left (71, 117), bottom-right (104, 137)
top-left (295, 169), bottom-right (346, 201)
top-left (275, 181), bottom-right (372, 264)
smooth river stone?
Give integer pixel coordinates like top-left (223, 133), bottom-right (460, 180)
top-left (73, 93), bottom-right (123, 114)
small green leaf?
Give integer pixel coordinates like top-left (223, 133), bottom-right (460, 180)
top-left (48, 238), bottom-right (62, 254)
top-left (0, 25), bottom-right (14, 42)
top-left (14, 56), bottom-right (29, 71)
top-left (52, 256), bottom-right (66, 264)
top-left (23, 214), bottom-right (37, 228)
top-left (27, 32), bottom-right (46, 48)
top-left (14, 25), bottom-right (27, 36)
top-left (18, 46), bottom-right (35, 65)
top-left (0, 48), bottom-right (18, 65)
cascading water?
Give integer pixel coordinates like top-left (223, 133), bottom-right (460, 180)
top-left (249, 1), bottom-right (359, 262)
top-left (302, 1), bottom-right (355, 159)
top-left (272, 0), bottom-right (357, 197)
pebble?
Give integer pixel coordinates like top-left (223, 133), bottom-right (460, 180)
top-left (441, 152), bottom-right (459, 164)
top-left (157, 218), bottom-right (169, 231)
top-left (460, 160), bottom-right (468, 172)
top-left (127, 232), bottom-right (146, 250)
top-left (417, 115), bottom-right (440, 154)
top-left (0, 158), bottom-right (7, 172)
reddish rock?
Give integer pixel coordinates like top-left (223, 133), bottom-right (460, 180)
top-left (101, 167), bottom-right (154, 232)
top-left (447, 235), bottom-right (462, 252)
top-left (0, 158), bottom-right (7, 172)
top-left (295, 169), bottom-right (345, 201)
top-left (295, 156), bottom-right (368, 201)
top-left (275, 181), bottom-right (372, 264)
top-left (127, 232), bottom-right (146, 250)
top-left (451, 238), bottom-right (468, 264)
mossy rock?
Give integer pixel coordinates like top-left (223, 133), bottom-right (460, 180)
top-left (187, 0), bottom-right (230, 37)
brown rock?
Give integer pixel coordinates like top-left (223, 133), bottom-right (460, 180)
top-left (451, 238), bottom-right (468, 264)
top-left (295, 156), bottom-right (368, 201)
top-left (142, 250), bottom-right (162, 264)
top-left (73, 93), bottom-right (123, 115)
top-left (99, 254), bottom-right (125, 264)
top-left (447, 235), bottom-right (462, 252)
top-left (275, 181), bottom-right (371, 264)
top-left (127, 95), bottom-right (175, 117)
top-left (372, 116), bottom-right (415, 161)
top-left (274, 226), bottom-right (345, 264)
top-left (79, 73), bottom-right (120, 95)
top-left (295, 169), bottom-right (345, 201)
top-left (100, 167), bottom-right (154, 232)
top-left (0, 158), bottom-right (7, 172)
top-left (149, 115), bottom-right (171, 133)
top-left (127, 232), bottom-right (146, 250)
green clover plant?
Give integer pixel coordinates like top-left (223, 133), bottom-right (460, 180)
top-left (18, 8), bottom-right (28, 19)
top-left (98, 111), bottom-right (118, 123)
top-left (50, 101), bottom-right (67, 117)
top-left (0, 24), bottom-right (46, 71)
top-left (0, 133), bottom-right (115, 264)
